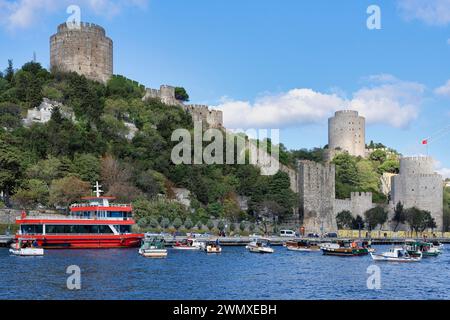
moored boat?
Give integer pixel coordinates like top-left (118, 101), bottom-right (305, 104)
top-left (246, 238), bottom-right (274, 254)
top-left (405, 240), bottom-right (441, 258)
top-left (204, 240), bottom-right (222, 253)
top-left (139, 236), bottom-right (167, 258)
top-left (370, 247), bottom-right (422, 262)
top-left (9, 238), bottom-right (44, 256)
top-left (14, 182), bottom-right (143, 249)
top-left (285, 240), bottom-right (320, 252)
top-left (172, 238), bottom-right (203, 250)
top-left (321, 240), bottom-right (369, 256)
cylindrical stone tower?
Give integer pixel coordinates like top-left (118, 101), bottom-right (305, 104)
top-left (391, 156), bottom-right (444, 231)
top-left (50, 22), bottom-right (113, 83)
top-left (328, 110), bottom-right (366, 157)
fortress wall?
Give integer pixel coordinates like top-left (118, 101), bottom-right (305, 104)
top-left (334, 192), bottom-right (374, 218)
top-left (50, 22), bottom-right (113, 83)
top-left (298, 161), bottom-right (337, 233)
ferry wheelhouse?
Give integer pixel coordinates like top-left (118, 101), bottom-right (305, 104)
top-left (15, 183), bottom-right (143, 249)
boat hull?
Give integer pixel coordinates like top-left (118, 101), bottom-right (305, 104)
top-left (246, 245), bottom-right (274, 254)
top-left (370, 253), bottom-right (421, 262)
top-left (286, 246), bottom-right (320, 252)
top-left (321, 248), bottom-right (368, 256)
top-left (16, 234), bottom-right (143, 249)
top-left (139, 249), bottom-right (168, 258)
top-left (9, 248), bottom-right (44, 256)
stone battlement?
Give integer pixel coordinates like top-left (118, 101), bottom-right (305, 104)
top-left (334, 110), bottom-right (360, 117)
top-left (56, 22), bottom-right (106, 35)
top-left (50, 21), bottom-right (113, 83)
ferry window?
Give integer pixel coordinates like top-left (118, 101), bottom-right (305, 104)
top-left (98, 225), bottom-right (113, 233)
top-left (21, 225), bottom-right (43, 234)
top-left (118, 225), bottom-right (131, 233)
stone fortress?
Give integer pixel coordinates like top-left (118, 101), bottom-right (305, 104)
top-left (298, 110), bottom-right (444, 233)
top-left (25, 23), bottom-right (224, 132)
top-left (41, 22), bottom-right (445, 232)
top-left (50, 22), bottom-right (113, 84)
top-left (142, 85), bottom-right (223, 128)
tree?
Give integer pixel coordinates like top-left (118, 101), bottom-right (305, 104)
top-left (392, 202), bottom-right (406, 232)
top-left (206, 220), bottom-right (215, 231)
top-left (405, 207), bottom-right (435, 234)
top-left (160, 217), bottom-right (170, 229)
top-left (249, 223), bottom-right (256, 233)
top-left (4, 60), bottom-right (14, 83)
top-left (49, 176), bottom-right (91, 208)
top-left (351, 215), bottom-right (365, 230)
top-left (148, 217), bottom-right (159, 229)
top-left (137, 218), bottom-right (148, 229)
top-left (174, 87), bottom-right (189, 102)
top-left (239, 221), bottom-right (247, 232)
top-left (12, 179), bottom-right (49, 209)
top-left (184, 218), bottom-right (193, 230)
top-left (364, 206), bottom-right (388, 230)
top-left (196, 220), bottom-right (203, 230)
top-left (70, 153), bottom-right (100, 183)
top-left (369, 150), bottom-right (387, 163)
top-left (336, 210), bottom-right (353, 230)
top-left (173, 217), bottom-right (183, 230)
top-left (333, 153), bottom-right (360, 199)
top-left (217, 220), bottom-right (225, 232)
top-left (223, 198), bottom-right (241, 222)
top-left (229, 223), bottom-right (236, 233)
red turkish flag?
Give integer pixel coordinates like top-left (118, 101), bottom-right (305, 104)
top-left (422, 139), bottom-right (428, 145)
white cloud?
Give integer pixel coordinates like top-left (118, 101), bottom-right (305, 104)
top-left (216, 75), bottom-right (424, 129)
top-left (397, 0), bottom-right (450, 26)
top-left (0, 0), bottom-right (148, 31)
top-left (435, 80), bottom-right (450, 97)
top-left (438, 168), bottom-right (450, 179)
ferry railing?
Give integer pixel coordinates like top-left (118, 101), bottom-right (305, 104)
top-left (70, 203), bottom-right (131, 208)
top-left (16, 215), bottom-right (132, 221)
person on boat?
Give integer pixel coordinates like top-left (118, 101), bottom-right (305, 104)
top-left (32, 240), bottom-right (38, 247)
top-left (351, 241), bottom-right (357, 248)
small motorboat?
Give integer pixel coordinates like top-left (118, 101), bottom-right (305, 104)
top-left (285, 240), bottom-right (320, 252)
top-left (139, 236), bottom-right (167, 258)
top-left (405, 240), bottom-right (441, 258)
top-left (321, 240), bottom-right (368, 256)
top-left (204, 240), bottom-right (222, 253)
top-left (172, 238), bottom-right (203, 250)
top-left (431, 241), bottom-right (444, 250)
top-left (9, 239), bottom-right (44, 256)
top-left (246, 238), bottom-right (274, 254)
top-left (370, 247), bottom-right (422, 262)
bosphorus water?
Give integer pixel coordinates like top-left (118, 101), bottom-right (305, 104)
top-left (1, 245), bottom-right (449, 300)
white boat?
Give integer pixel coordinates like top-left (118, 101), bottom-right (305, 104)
top-left (246, 238), bottom-right (274, 254)
top-left (370, 247), bottom-right (422, 262)
top-left (139, 236), bottom-right (167, 258)
top-left (172, 238), bottom-right (203, 250)
top-left (285, 240), bottom-right (321, 252)
top-left (9, 239), bottom-right (44, 256)
top-left (204, 240), bottom-right (222, 253)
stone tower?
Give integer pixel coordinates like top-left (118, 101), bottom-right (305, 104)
top-left (391, 156), bottom-right (444, 231)
top-left (327, 110), bottom-right (366, 159)
top-left (50, 22), bottom-right (113, 83)
top-left (298, 160), bottom-right (337, 233)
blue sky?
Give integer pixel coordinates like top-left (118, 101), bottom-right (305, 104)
top-left (0, 0), bottom-right (449, 177)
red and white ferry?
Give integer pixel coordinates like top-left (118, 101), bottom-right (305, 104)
top-left (15, 182), bottom-right (143, 249)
